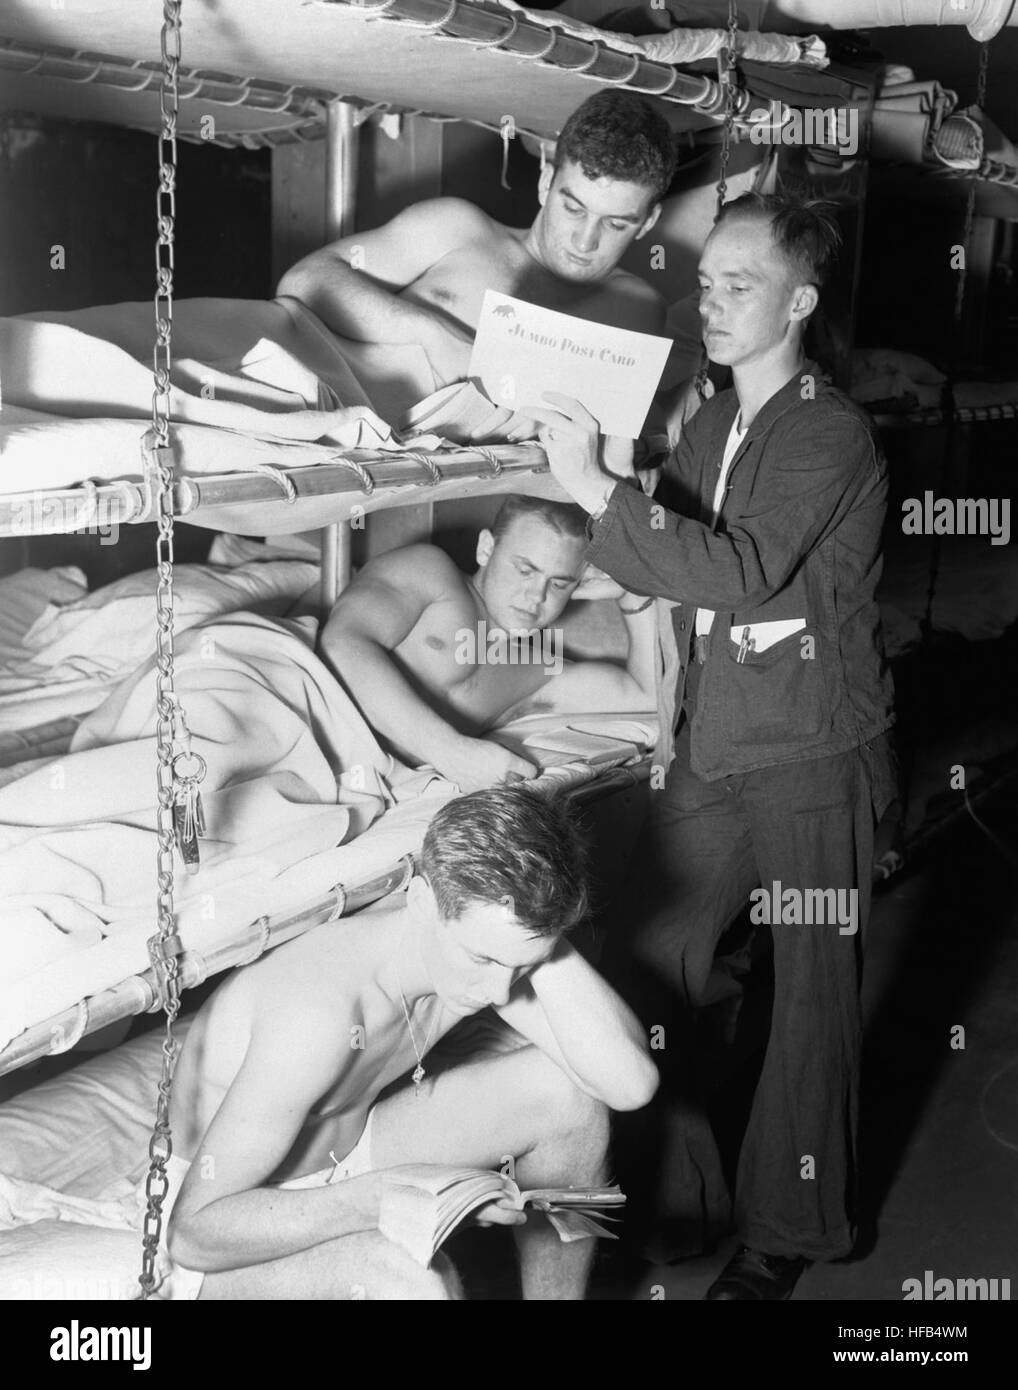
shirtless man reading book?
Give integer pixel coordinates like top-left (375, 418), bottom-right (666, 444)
top-left (159, 786), bottom-right (658, 1300)
top-left (319, 493), bottom-right (658, 792)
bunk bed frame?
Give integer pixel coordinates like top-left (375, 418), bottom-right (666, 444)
top-left (5, 0), bottom-right (740, 1078)
top-left (2, 1), bottom-right (1015, 1074)
top-left (1, 4), bottom-right (1016, 1311)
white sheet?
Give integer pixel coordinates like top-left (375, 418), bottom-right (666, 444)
top-left (0, 610), bottom-right (458, 1048)
top-left (0, 297), bottom-right (447, 495)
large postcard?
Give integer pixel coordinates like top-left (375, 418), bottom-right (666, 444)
top-left (468, 291), bottom-right (672, 438)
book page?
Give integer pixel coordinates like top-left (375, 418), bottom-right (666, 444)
top-left (377, 1166), bottom-right (625, 1265)
top-left (520, 728), bottom-right (642, 768)
top-left (468, 292), bottom-right (672, 439)
top-left (377, 1166), bottom-right (516, 1266)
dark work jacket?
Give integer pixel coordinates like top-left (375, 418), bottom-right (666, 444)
top-left (585, 362), bottom-right (896, 780)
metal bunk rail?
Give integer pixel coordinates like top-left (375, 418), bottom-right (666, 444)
top-left (0, 442), bottom-right (552, 538)
top-left (333, 0), bottom-right (750, 120)
top-left (872, 401), bottom-right (1018, 429)
top-left (0, 757), bottom-right (652, 1075)
top-left (0, 0), bottom-right (791, 149)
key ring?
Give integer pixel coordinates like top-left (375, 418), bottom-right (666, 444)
top-left (172, 751), bottom-right (207, 782)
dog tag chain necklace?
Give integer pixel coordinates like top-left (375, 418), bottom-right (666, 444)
top-left (399, 986), bottom-right (438, 1096)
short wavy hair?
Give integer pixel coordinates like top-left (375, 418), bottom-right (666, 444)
top-left (555, 90), bottom-right (677, 203)
top-left (420, 785), bottom-right (590, 937)
top-left (716, 192), bottom-right (843, 292)
top-left (490, 493), bottom-right (588, 545)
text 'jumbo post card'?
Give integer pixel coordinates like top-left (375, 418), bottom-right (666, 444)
top-left (468, 291), bottom-right (672, 439)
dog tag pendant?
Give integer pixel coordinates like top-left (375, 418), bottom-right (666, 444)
top-left (412, 1063), bottom-right (425, 1094)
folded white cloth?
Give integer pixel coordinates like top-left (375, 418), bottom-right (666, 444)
top-left (0, 1173), bottom-right (139, 1234)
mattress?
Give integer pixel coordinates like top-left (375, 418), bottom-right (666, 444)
top-left (0, 1025), bottom-right (189, 1300)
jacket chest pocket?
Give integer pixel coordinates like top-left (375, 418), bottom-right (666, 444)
top-left (720, 619), bottom-right (828, 743)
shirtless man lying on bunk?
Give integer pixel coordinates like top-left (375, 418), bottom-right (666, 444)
top-left (276, 89), bottom-right (678, 463)
top-left (160, 784), bottom-right (658, 1300)
top-left (318, 492), bottom-right (658, 792)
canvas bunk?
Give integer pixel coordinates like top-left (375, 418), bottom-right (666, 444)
top-left (0, 0), bottom-right (824, 145)
top-left (0, 0), bottom-right (839, 562)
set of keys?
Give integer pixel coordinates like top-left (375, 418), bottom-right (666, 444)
top-left (171, 750), bottom-right (207, 875)
top-left (168, 694), bottom-right (207, 875)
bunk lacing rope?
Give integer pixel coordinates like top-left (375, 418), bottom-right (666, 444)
top-left (466, 9), bottom-right (520, 50)
top-left (138, 0), bottom-right (186, 1302)
top-left (337, 455), bottom-right (376, 493)
top-left (349, 0), bottom-right (728, 111)
top-left (472, 446), bottom-right (503, 478)
top-left (401, 449), bottom-right (444, 485)
top-left (246, 460), bottom-right (299, 502)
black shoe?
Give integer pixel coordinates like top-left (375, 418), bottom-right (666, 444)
top-left (705, 1245), bottom-right (808, 1300)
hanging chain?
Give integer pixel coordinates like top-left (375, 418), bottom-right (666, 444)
top-left (138, 0), bottom-right (184, 1301)
top-left (715, 0), bottom-right (740, 221)
top-left (694, 0), bottom-right (740, 403)
top-left (953, 41), bottom-right (990, 334)
top-left (924, 39), bottom-right (991, 648)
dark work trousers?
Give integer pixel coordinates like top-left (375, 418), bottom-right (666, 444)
top-left (604, 656), bottom-right (895, 1262)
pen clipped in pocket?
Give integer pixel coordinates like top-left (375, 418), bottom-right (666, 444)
top-left (723, 618), bottom-right (827, 741)
top-left (729, 618), bottom-right (807, 662)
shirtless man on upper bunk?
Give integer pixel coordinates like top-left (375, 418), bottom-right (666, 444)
top-left (276, 88), bottom-right (677, 461)
top-left (160, 784), bottom-right (658, 1300)
top-left (318, 492), bottom-right (658, 792)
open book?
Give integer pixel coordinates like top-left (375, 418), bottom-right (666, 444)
top-left (520, 718), bottom-right (653, 770)
top-left (378, 1164), bottom-right (625, 1267)
top-left (489, 715), bottom-right (656, 772)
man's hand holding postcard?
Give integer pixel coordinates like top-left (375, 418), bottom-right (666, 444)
top-left (468, 291), bottom-right (673, 439)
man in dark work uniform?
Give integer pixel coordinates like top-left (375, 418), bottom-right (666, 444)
top-left (530, 193), bottom-right (898, 1300)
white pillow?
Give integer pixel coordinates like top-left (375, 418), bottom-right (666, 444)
top-left (0, 1023), bottom-right (189, 1196)
top-left (0, 1024), bottom-right (193, 1301)
top-left (21, 559), bottom-right (320, 672)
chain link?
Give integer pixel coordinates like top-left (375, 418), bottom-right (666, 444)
top-left (976, 37), bottom-right (990, 111)
top-left (695, 0), bottom-right (740, 402)
top-left (952, 41), bottom-right (990, 343)
top-left (138, 0), bottom-right (184, 1301)
top-left (715, 0), bottom-right (740, 221)
top-left (926, 40), bottom-right (991, 649)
